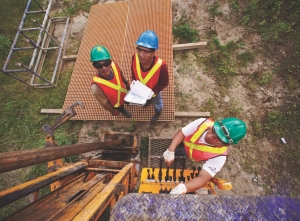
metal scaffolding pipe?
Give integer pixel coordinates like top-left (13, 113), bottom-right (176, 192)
top-left (0, 140), bottom-right (124, 173)
top-left (0, 161), bottom-right (88, 208)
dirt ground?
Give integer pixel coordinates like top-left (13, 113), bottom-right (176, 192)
top-left (61, 0), bottom-right (292, 197)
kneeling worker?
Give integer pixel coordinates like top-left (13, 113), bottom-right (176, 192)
top-left (163, 117), bottom-right (247, 194)
top-left (90, 45), bottom-right (131, 117)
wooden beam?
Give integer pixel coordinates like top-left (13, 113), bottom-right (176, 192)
top-left (62, 55), bottom-right (77, 61)
top-left (40, 109), bottom-right (62, 114)
top-left (61, 43), bottom-right (207, 61)
top-left (175, 112), bottom-right (210, 117)
top-left (41, 109), bottom-right (210, 117)
top-left (173, 42), bottom-right (207, 50)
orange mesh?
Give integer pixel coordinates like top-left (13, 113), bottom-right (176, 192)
top-left (63, 0), bottom-right (174, 121)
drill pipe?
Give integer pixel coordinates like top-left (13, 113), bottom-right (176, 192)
top-left (0, 140), bottom-right (124, 173)
top-left (0, 162), bottom-right (88, 208)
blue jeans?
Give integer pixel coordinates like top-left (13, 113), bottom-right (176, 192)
top-left (150, 91), bottom-right (163, 112)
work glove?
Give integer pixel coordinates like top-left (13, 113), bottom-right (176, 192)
top-left (170, 183), bottom-right (187, 194)
top-left (163, 149), bottom-right (175, 166)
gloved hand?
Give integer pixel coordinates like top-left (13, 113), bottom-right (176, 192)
top-left (170, 183), bottom-right (187, 194)
top-left (163, 149), bottom-right (175, 166)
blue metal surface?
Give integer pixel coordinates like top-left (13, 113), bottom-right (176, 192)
top-left (110, 193), bottom-right (300, 221)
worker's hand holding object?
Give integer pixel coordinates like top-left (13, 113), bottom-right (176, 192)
top-left (163, 149), bottom-right (174, 166)
top-left (170, 183), bottom-right (187, 194)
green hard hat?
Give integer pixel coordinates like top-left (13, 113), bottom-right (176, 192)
top-left (90, 45), bottom-right (111, 62)
top-left (213, 117), bottom-right (246, 145)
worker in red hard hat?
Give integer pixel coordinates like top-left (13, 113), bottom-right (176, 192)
top-left (90, 45), bottom-right (131, 117)
top-left (131, 30), bottom-right (169, 122)
top-left (163, 117), bottom-right (247, 194)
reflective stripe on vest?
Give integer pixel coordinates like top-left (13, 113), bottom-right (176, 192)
top-left (135, 53), bottom-right (163, 85)
top-left (92, 62), bottom-right (127, 107)
top-left (184, 120), bottom-right (227, 161)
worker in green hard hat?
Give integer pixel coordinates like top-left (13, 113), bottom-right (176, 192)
top-left (91, 45), bottom-right (131, 117)
top-left (131, 30), bottom-right (169, 122)
top-left (163, 117), bottom-right (247, 194)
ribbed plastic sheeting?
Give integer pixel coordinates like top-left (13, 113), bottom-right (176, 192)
top-left (110, 194), bottom-right (300, 221)
top-left (63, 0), bottom-right (174, 121)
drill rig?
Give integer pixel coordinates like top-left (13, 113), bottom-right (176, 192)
top-left (1, 101), bottom-right (300, 221)
top-left (0, 101), bottom-right (141, 220)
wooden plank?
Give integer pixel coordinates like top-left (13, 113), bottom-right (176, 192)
top-left (175, 112), bottom-right (210, 117)
top-left (40, 109), bottom-right (62, 114)
top-left (61, 42), bottom-right (205, 62)
top-left (62, 55), bottom-right (77, 61)
top-left (173, 42), bottom-right (207, 50)
top-left (40, 110), bottom-right (210, 117)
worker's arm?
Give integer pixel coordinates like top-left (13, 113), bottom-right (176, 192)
top-left (120, 70), bottom-right (130, 90)
top-left (170, 156), bottom-right (226, 194)
top-left (131, 55), bottom-right (137, 81)
top-left (163, 129), bottom-right (184, 166)
top-left (91, 84), bottom-right (119, 115)
top-left (152, 64), bottom-right (169, 95)
top-left (168, 129), bottom-right (184, 151)
top-left (184, 169), bottom-right (212, 192)
top-left (169, 169), bottom-right (212, 194)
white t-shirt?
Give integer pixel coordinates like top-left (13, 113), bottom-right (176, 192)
top-left (182, 118), bottom-right (226, 177)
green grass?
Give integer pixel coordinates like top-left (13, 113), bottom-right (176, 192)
top-left (0, 68), bottom-right (79, 152)
top-left (209, 2), bottom-right (223, 17)
top-left (0, 0), bottom-right (86, 218)
top-left (229, 0), bottom-right (300, 196)
top-left (62, 0), bottom-right (98, 17)
top-left (140, 136), bottom-right (149, 159)
top-left (172, 14), bottom-right (199, 43)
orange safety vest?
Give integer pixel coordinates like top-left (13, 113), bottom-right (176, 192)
top-left (91, 61), bottom-right (127, 108)
top-left (183, 118), bottom-right (228, 162)
top-left (132, 53), bottom-right (165, 90)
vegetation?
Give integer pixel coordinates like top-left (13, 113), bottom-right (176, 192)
top-left (229, 0), bottom-right (300, 195)
top-left (197, 37), bottom-right (254, 85)
top-left (61, 0), bottom-right (98, 17)
top-left (172, 14), bottom-right (199, 43)
top-left (1, 0), bottom-right (300, 218)
top-left (0, 0), bottom-right (87, 218)
top-left (174, 0), bottom-right (300, 196)
top-left (209, 2), bottom-right (223, 17)
top-left (0, 35), bottom-right (11, 59)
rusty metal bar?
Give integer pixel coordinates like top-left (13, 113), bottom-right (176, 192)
top-left (102, 150), bottom-right (131, 154)
top-left (0, 140), bottom-right (123, 173)
top-left (88, 160), bottom-right (128, 169)
top-left (72, 162), bottom-right (134, 221)
top-left (0, 161), bottom-right (88, 208)
top-left (84, 168), bottom-right (121, 173)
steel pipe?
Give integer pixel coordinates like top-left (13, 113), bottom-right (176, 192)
top-left (0, 140), bottom-right (124, 173)
top-left (0, 161), bottom-right (88, 208)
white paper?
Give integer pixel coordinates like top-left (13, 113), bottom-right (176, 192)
top-left (147, 90), bottom-right (154, 99)
top-left (124, 91), bottom-right (147, 105)
top-left (130, 80), bottom-right (153, 100)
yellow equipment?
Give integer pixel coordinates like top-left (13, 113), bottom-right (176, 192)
top-left (139, 168), bottom-right (232, 195)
